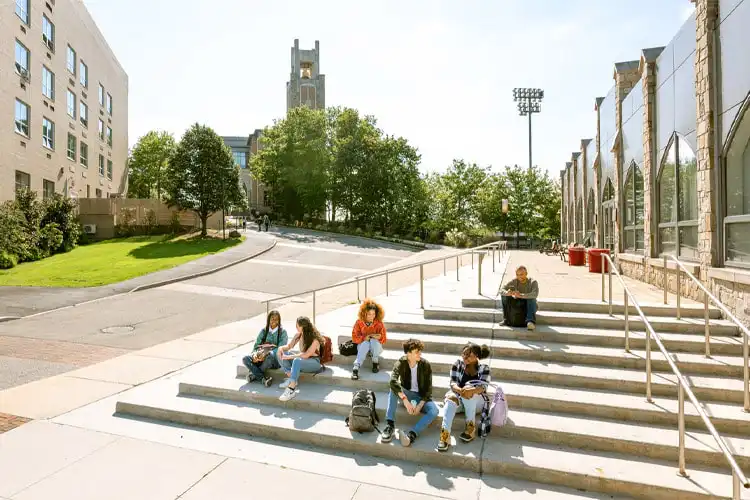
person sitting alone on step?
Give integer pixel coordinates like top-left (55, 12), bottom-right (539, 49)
top-left (501, 265), bottom-right (539, 330)
top-left (351, 298), bottom-right (387, 380)
top-left (241, 309), bottom-right (288, 387)
top-left (380, 338), bottom-right (439, 448)
top-left (277, 316), bottom-right (324, 402)
top-left (438, 342), bottom-right (492, 452)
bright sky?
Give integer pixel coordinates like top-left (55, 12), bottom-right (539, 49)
top-left (83, 0), bottom-right (695, 176)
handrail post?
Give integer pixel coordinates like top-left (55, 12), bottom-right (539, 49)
top-left (624, 291), bottom-right (630, 352)
top-left (456, 256), bottom-right (460, 281)
top-left (478, 253), bottom-right (484, 295)
top-left (364, 278), bottom-right (368, 299)
top-left (443, 258), bottom-right (446, 276)
top-left (646, 327), bottom-right (653, 402)
top-left (608, 258), bottom-right (613, 316)
top-left (266, 301), bottom-right (269, 316)
top-left (471, 252), bottom-right (474, 269)
top-left (312, 290), bottom-right (316, 324)
top-left (744, 331), bottom-right (749, 412)
top-left (357, 279), bottom-right (361, 302)
top-left (386, 270), bottom-right (390, 297)
top-left (678, 382), bottom-right (687, 476)
top-left (664, 254), bottom-right (669, 305)
top-left (601, 254), bottom-right (605, 302)
top-left (419, 264), bottom-right (425, 309)
top-left (492, 249), bottom-right (496, 273)
top-left (734, 470), bottom-right (741, 500)
top-left (676, 267), bottom-right (681, 320)
top-left (704, 292), bottom-right (710, 358)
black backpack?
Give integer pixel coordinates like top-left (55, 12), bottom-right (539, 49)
top-left (339, 340), bottom-right (358, 356)
top-left (345, 389), bottom-right (380, 433)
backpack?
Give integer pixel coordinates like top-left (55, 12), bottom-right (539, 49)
top-left (346, 389), bottom-right (380, 433)
top-left (490, 385), bottom-right (508, 427)
top-left (339, 340), bottom-right (358, 356)
top-left (319, 335), bottom-right (334, 365)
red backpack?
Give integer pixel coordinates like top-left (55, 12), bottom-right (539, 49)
top-left (319, 335), bottom-right (334, 365)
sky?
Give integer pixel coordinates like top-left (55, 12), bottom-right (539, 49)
top-left (83, 0), bottom-right (696, 176)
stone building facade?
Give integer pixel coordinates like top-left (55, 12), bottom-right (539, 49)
top-left (286, 39), bottom-right (325, 111)
top-left (221, 129), bottom-right (271, 214)
top-left (560, 0), bottom-right (750, 324)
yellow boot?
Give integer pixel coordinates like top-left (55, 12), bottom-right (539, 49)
top-left (459, 420), bottom-right (476, 443)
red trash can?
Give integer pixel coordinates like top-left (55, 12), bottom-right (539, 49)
top-left (588, 248), bottom-right (610, 273)
top-left (568, 247), bottom-right (586, 266)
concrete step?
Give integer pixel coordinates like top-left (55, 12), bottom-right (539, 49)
top-left (236, 349), bottom-right (746, 404)
top-left (418, 308), bottom-right (739, 336)
top-left (462, 296), bottom-right (722, 319)
top-left (177, 377), bottom-right (750, 471)
top-left (337, 331), bottom-right (746, 378)
top-left (114, 385), bottom-right (747, 500)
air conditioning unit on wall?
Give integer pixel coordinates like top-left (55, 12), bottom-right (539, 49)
top-left (83, 224), bottom-right (96, 234)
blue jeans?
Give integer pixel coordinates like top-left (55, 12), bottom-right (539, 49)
top-left (280, 355), bottom-right (321, 383)
top-left (501, 295), bottom-right (537, 324)
top-left (385, 389), bottom-right (439, 435)
top-left (442, 393), bottom-right (484, 431)
top-left (242, 354), bottom-right (279, 380)
top-left (354, 339), bottom-right (383, 369)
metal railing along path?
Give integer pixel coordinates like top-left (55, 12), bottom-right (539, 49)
top-left (660, 255), bottom-right (750, 412)
top-left (262, 240), bottom-right (509, 323)
top-left (600, 253), bottom-right (749, 498)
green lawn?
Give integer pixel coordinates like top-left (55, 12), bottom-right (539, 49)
top-left (0, 235), bottom-right (243, 287)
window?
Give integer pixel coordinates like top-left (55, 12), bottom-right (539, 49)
top-left (67, 133), bottom-right (76, 161)
top-left (623, 161), bottom-right (645, 251)
top-left (724, 108), bottom-right (750, 264)
top-left (657, 134), bottom-right (698, 259)
top-left (15, 40), bottom-right (29, 75)
top-left (42, 66), bottom-right (54, 100)
top-left (16, 0), bottom-right (29, 24)
top-left (106, 126), bottom-right (113, 147)
top-left (79, 61), bottom-right (88, 87)
top-left (586, 189), bottom-right (595, 234)
top-left (66, 90), bottom-right (76, 118)
top-left (98, 84), bottom-right (104, 106)
top-left (98, 119), bottom-right (104, 140)
top-left (233, 151), bottom-right (247, 168)
top-left (42, 117), bottom-right (55, 149)
top-left (98, 154), bottom-right (105, 176)
top-left (43, 180), bottom-right (55, 199)
top-left (14, 99), bottom-right (30, 137)
top-left (575, 199), bottom-right (584, 243)
top-left (15, 171), bottom-right (30, 195)
top-left (42, 15), bottom-right (55, 52)
top-left (80, 141), bottom-right (88, 167)
top-left (80, 101), bottom-right (88, 127)
top-left (106, 93), bottom-right (112, 115)
top-left (95, 188), bottom-right (102, 198)
top-left (67, 45), bottom-right (76, 75)
top-left (107, 159), bottom-right (112, 180)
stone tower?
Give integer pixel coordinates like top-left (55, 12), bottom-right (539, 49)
top-left (286, 39), bottom-right (325, 111)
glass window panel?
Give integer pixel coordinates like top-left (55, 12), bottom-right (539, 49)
top-left (67, 46), bottom-right (76, 74)
top-left (679, 225), bottom-right (699, 260)
top-left (726, 223), bottom-right (750, 264)
top-left (634, 165), bottom-right (644, 225)
top-left (636, 229), bottom-right (644, 250)
top-left (625, 229), bottom-right (635, 251)
top-left (15, 40), bottom-right (29, 72)
top-left (659, 226), bottom-right (677, 255)
top-left (625, 168), bottom-right (635, 226)
top-left (659, 143), bottom-right (676, 223)
top-left (677, 137), bottom-right (698, 222)
top-left (726, 121), bottom-right (750, 217)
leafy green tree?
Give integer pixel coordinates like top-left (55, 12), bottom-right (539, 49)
top-left (426, 159), bottom-right (489, 233)
top-left (165, 124), bottom-right (244, 237)
top-left (127, 131), bottom-right (176, 200)
top-left (499, 165), bottom-right (560, 242)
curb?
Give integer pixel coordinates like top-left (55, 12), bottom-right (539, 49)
top-left (128, 238), bottom-right (278, 293)
top-left (274, 224), bottom-right (427, 251)
top-left (0, 316), bottom-right (21, 323)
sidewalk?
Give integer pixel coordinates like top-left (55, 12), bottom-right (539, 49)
top-left (0, 232), bottom-right (277, 319)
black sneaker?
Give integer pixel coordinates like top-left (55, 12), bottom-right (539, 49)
top-left (372, 363), bottom-right (379, 373)
top-left (381, 424), bottom-right (394, 443)
top-left (400, 430), bottom-right (417, 447)
top-left (246, 373), bottom-right (256, 383)
top-left (262, 376), bottom-right (273, 387)
top-left (351, 368), bottom-right (359, 380)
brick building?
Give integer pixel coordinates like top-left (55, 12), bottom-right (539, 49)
top-left (560, 0), bottom-right (750, 323)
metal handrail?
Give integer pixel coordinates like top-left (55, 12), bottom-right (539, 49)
top-left (600, 253), bottom-right (749, 498)
top-left (262, 240), bottom-right (509, 319)
top-left (662, 254), bottom-right (750, 412)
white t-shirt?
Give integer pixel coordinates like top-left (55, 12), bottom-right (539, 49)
top-left (409, 364), bottom-right (419, 393)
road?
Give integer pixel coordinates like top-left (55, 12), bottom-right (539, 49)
top-left (0, 228), bottom-right (418, 390)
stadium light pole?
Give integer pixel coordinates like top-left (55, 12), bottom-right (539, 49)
top-left (513, 88), bottom-right (544, 170)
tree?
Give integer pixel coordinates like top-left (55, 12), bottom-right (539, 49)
top-left (497, 165), bottom-right (560, 243)
top-left (165, 124), bottom-right (244, 237)
top-left (127, 131), bottom-right (176, 200)
top-left (426, 159), bottom-right (489, 233)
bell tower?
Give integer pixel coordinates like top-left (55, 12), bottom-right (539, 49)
top-left (287, 39), bottom-right (325, 111)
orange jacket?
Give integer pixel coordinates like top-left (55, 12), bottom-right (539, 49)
top-left (352, 319), bottom-right (387, 345)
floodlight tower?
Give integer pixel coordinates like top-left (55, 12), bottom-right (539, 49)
top-left (512, 88), bottom-right (545, 170)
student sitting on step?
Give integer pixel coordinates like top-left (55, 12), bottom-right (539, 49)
top-left (381, 338), bottom-right (439, 448)
top-left (241, 309), bottom-right (288, 387)
top-left (351, 298), bottom-right (387, 380)
top-left (438, 342), bottom-right (492, 452)
top-left (277, 316), bottom-right (324, 402)
top-left (500, 265), bottom-right (539, 330)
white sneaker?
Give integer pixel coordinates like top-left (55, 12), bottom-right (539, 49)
top-left (279, 379), bottom-right (291, 389)
top-left (279, 387), bottom-right (297, 402)
top-left (527, 322), bottom-right (536, 330)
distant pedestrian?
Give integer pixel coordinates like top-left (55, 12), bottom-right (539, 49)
top-left (263, 214), bottom-right (270, 231)
top-left (257, 217), bottom-right (262, 231)
top-left (242, 219), bottom-right (247, 230)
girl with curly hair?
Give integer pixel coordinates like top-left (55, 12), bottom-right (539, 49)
top-left (350, 298), bottom-right (387, 380)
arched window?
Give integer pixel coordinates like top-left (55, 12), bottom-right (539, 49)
top-left (575, 199), bottom-right (583, 243)
top-left (623, 161), bottom-right (644, 251)
top-left (602, 179), bottom-right (615, 251)
top-left (657, 134), bottom-right (698, 259)
top-left (586, 188), bottom-right (595, 233)
top-left (725, 105), bottom-right (750, 264)
top-left (561, 205), bottom-right (567, 243)
top-left (568, 202), bottom-right (574, 242)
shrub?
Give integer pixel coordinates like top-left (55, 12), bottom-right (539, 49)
top-left (115, 208), bottom-right (137, 237)
top-left (445, 229), bottom-right (469, 248)
top-left (0, 201), bottom-right (31, 260)
top-left (41, 194), bottom-right (80, 253)
top-left (0, 251), bottom-right (17, 269)
top-left (354, 227), bottom-right (363, 235)
top-left (143, 209), bottom-right (158, 235)
top-left (169, 211), bottom-right (182, 234)
top-left (228, 230), bottom-right (241, 238)
top-left (427, 230), bottom-right (442, 244)
top-left (37, 223), bottom-right (64, 259)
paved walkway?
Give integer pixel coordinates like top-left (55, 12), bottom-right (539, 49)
top-left (0, 231), bottom-right (277, 319)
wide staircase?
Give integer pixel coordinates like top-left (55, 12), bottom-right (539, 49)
top-left (114, 250), bottom-right (750, 499)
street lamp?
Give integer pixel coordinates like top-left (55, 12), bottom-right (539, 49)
top-left (512, 87), bottom-right (544, 170)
